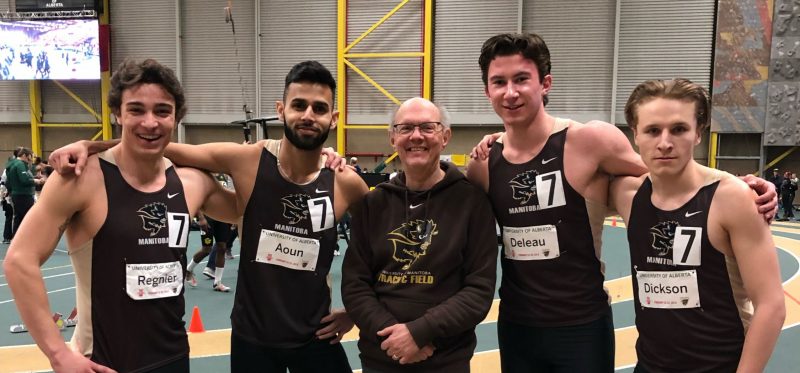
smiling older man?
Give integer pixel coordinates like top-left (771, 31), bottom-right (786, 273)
top-left (342, 97), bottom-right (498, 373)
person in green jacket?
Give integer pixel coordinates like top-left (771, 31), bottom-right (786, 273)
top-left (5, 147), bottom-right (42, 237)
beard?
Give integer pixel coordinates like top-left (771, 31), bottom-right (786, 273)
top-left (283, 119), bottom-right (331, 151)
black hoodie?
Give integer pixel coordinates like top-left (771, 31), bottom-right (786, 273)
top-left (342, 161), bottom-right (498, 372)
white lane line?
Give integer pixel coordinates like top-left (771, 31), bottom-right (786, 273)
top-left (0, 264), bottom-right (74, 278)
top-left (0, 286), bottom-right (75, 305)
top-left (0, 272), bottom-right (74, 287)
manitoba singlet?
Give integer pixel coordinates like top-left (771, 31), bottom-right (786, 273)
top-left (488, 123), bottom-right (608, 326)
top-left (71, 152), bottom-right (191, 372)
top-left (628, 178), bottom-right (749, 372)
top-left (232, 148), bottom-right (337, 348)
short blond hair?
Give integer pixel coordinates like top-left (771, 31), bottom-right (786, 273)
top-left (624, 78), bottom-right (710, 132)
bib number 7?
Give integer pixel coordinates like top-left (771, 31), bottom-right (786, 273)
top-left (167, 212), bottom-right (190, 248)
top-left (673, 227), bottom-right (701, 266)
top-left (308, 196), bottom-right (334, 232)
top-left (535, 171), bottom-right (566, 209)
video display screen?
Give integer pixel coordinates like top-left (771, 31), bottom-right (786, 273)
top-left (0, 19), bottom-right (100, 80)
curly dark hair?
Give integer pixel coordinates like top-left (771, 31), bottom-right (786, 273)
top-left (479, 33), bottom-right (552, 106)
top-left (108, 59), bottom-right (186, 122)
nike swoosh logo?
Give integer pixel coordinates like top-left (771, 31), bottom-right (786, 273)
top-left (542, 157), bottom-right (557, 165)
top-left (315, 188), bottom-right (329, 194)
top-left (167, 192), bottom-right (180, 199)
top-left (685, 211), bottom-right (702, 218)
top-left (410, 203), bottom-right (423, 209)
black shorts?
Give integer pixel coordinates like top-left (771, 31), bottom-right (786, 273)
top-left (200, 217), bottom-right (232, 246)
top-left (498, 310), bottom-right (615, 373)
top-left (145, 356), bottom-right (189, 373)
top-left (230, 333), bottom-right (351, 373)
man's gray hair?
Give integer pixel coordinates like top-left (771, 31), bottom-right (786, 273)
top-left (388, 98), bottom-right (451, 132)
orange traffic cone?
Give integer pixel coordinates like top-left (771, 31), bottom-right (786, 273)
top-left (612, 217), bottom-right (617, 227)
top-left (188, 306), bottom-right (205, 333)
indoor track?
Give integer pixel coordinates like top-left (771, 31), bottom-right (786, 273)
top-left (1, 216), bottom-right (799, 372)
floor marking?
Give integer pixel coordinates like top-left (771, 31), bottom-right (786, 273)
top-left (2, 225), bottom-right (798, 372)
top-left (0, 272), bottom-right (74, 288)
top-left (0, 264), bottom-right (74, 278)
top-left (786, 290), bottom-right (800, 306)
top-left (0, 286), bottom-right (75, 305)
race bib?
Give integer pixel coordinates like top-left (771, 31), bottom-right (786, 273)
top-left (125, 261), bottom-right (183, 300)
top-left (255, 229), bottom-right (320, 271)
top-left (672, 227), bottom-right (702, 266)
top-left (535, 171), bottom-right (566, 209)
top-left (503, 224), bottom-right (560, 260)
top-left (308, 196), bottom-right (334, 232)
top-left (636, 270), bottom-right (700, 309)
top-left (167, 212), bottom-right (190, 248)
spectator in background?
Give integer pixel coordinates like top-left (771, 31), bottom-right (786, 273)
top-left (5, 147), bottom-right (42, 236)
top-left (779, 171), bottom-right (797, 221)
top-left (770, 168), bottom-right (784, 211)
top-left (1, 162), bottom-right (11, 244)
top-left (792, 173), bottom-right (798, 209)
top-left (33, 160), bottom-right (51, 199)
top-left (2, 148), bottom-right (20, 244)
top-left (350, 157), bottom-right (363, 174)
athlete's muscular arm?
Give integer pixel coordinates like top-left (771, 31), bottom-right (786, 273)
top-left (466, 156), bottom-right (490, 192)
top-left (608, 175), bottom-right (647, 224)
top-left (739, 174), bottom-right (778, 222)
top-left (469, 132), bottom-right (503, 161)
top-left (582, 121), bottom-right (648, 177)
top-left (712, 179), bottom-right (785, 372)
top-left (48, 139), bottom-right (119, 175)
top-left (335, 166), bottom-right (369, 217)
top-left (3, 168), bottom-right (115, 372)
top-left (466, 132), bottom-right (504, 192)
top-left (176, 167), bottom-right (240, 223)
top-left (164, 141), bottom-right (257, 176)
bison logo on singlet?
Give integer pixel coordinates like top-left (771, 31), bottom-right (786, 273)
top-left (509, 170), bottom-right (539, 205)
top-left (649, 220), bottom-right (679, 256)
top-left (281, 194), bottom-right (310, 224)
top-left (137, 202), bottom-right (167, 236)
top-left (387, 219), bottom-right (438, 270)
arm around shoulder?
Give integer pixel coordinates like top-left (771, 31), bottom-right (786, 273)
top-left (337, 166), bottom-right (369, 208)
top-left (466, 157), bottom-right (489, 192)
top-left (608, 175), bottom-right (645, 222)
top-left (165, 141), bottom-right (257, 175)
top-left (177, 167), bottom-right (240, 223)
top-left (581, 121), bottom-right (646, 177)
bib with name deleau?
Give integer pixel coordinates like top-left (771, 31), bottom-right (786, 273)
top-left (487, 121), bottom-right (608, 327)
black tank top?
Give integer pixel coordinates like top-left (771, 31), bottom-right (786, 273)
top-left (232, 148), bottom-right (338, 348)
top-left (628, 178), bottom-right (744, 372)
top-left (91, 158), bottom-right (190, 372)
top-left (488, 127), bottom-right (608, 326)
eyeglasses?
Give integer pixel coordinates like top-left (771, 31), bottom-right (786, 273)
top-left (392, 121), bottom-right (443, 135)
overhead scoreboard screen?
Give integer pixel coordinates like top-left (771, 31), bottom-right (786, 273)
top-left (0, 19), bottom-right (101, 80)
top-left (15, 0), bottom-right (101, 12)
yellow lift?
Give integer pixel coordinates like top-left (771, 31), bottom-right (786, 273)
top-left (337, 0), bottom-right (433, 170)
